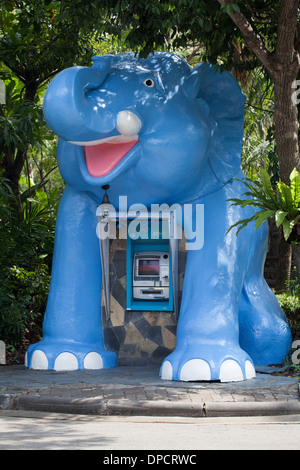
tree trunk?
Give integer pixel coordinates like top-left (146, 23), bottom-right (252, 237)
top-left (271, 1), bottom-right (300, 183)
top-left (276, 230), bottom-right (293, 292)
top-left (272, 71), bottom-right (300, 186)
top-left (217, 0), bottom-right (300, 182)
top-left (272, 71), bottom-right (299, 285)
top-left (218, 0), bottom-right (299, 290)
top-left (3, 147), bottom-right (28, 220)
top-left (271, 0), bottom-right (300, 284)
top-left (293, 244), bottom-right (300, 286)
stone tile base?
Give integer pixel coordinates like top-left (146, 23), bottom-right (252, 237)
top-left (104, 310), bottom-right (177, 366)
top-left (102, 236), bottom-right (186, 365)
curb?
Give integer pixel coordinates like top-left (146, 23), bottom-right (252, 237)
top-left (5, 394), bottom-right (300, 418)
top-left (202, 401), bottom-right (300, 417)
top-left (103, 399), bottom-right (300, 417)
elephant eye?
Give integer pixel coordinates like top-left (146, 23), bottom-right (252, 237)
top-left (143, 78), bottom-right (155, 88)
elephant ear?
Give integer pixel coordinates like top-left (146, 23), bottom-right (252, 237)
top-left (184, 63), bottom-right (246, 183)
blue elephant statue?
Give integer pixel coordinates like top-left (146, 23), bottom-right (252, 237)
top-left (25, 52), bottom-right (292, 382)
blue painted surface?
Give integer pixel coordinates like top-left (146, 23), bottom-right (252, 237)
top-left (26, 52), bottom-right (292, 379)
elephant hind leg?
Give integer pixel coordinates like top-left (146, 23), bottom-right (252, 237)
top-left (239, 280), bottom-right (292, 366)
top-left (238, 224), bottom-right (292, 366)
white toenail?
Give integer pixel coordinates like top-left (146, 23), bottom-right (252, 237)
top-left (180, 359), bottom-right (211, 381)
top-left (54, 352), bottom-right (78, 371)
top-left (220, 360), bottom-right (244, 382)
top-left (30, 350), bottom-right (48, 370)
top-left (245, 360), bottom-right (256, 379)
top-left (83, 352), bottom-right (103, 370)
top-left (160, 361), bottom-right (173, 380)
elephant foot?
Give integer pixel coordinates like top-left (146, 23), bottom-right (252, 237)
top-left (160, 344), bottom-right (256, 383)
top-left (25, 340), bottom-right (118, 371)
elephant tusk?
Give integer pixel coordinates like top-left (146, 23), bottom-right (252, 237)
top-left (116, 110), bottom-right (142, 136)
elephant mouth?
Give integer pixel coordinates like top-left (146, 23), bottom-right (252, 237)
top-left (84, 135), bottom-right (139, 177)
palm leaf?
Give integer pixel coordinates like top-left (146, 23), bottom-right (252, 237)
top-left (226, 215), bottom-right (257, 236)
top-left (282, 219), bottom-right (294, 241)
top-left (277, 182), bottom-right (293, 211)
top-left (259, 168), bottom-right (277, 203)
top-left (290, 168), bottom-right (300, 207)
top-left (275, 210), bottom-right (288, 227)
top-left (254, 210), bottom-right (276, 230)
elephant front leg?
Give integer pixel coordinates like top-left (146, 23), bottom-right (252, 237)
top-left (161, 193), bottom-right (256, 382)
top-left (161, 259), bottom-right (255, 381)
top-left (25, 187), bottom-right (117, 371)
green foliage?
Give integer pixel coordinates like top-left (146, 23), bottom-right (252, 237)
top-left (241, 69), bottom-right (277, 180)
top-left (0, 1), bottom-right (132, 191)
top-left (228, 168), bottom-right (300, 243)
top-left (0, 265), bottom-right (49, 349)
top-left (104, 0), bottom-right (282, 67)
top-left (0, 0), bottom-right (100, 193)
top-left (276, 267), bottom-right (300, 332)
top-left (220, 2), bottom-right (240, 14)
top-left (277, 292), bottom-right (300, 317)
top-left (275, 276), bottom-right (300, 375)
top-left (0, 1), bottom-right (98, 80)
top-left (0, 1), bottom-right (129, 352)
top-left (0, 176), bottom-right (60, 348)
top-left (0, 77), bottom-right (52, 158)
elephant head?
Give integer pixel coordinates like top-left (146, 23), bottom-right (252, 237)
top-left (43, 53), bottom-right (245, 205)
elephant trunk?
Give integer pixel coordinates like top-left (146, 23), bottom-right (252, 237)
top-left (43, 56), bottom-right (114, 143)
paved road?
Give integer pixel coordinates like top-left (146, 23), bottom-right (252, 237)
top-left (0, 410), bottom-right (300, 450)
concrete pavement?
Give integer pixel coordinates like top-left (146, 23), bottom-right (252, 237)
top-left (0, 364), bottom-right (299, 417)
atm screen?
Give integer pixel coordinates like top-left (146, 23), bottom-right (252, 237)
top-left (138, 259), bottom-right (160, 276)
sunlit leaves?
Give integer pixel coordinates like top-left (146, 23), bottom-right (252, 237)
top-left (228, 168), bottom-right (300, 242)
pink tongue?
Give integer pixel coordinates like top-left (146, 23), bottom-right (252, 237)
top-left (84, 140), bottom-right (138, 177)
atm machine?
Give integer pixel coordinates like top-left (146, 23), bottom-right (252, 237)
top-left (132, 251), bottom-right (170, 301)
